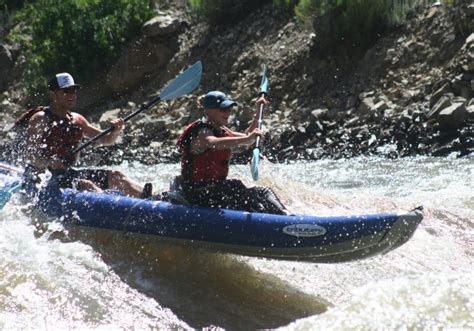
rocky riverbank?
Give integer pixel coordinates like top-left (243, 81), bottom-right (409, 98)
top-left (1, 1), bottom-right (473, 166)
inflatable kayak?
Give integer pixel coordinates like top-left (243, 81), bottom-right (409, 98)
top-left (0, 162), bottom-right (423, 263)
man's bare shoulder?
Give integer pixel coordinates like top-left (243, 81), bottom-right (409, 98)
top-left (28, 110), bottom-right (48, 125)
top-left (70, 112), bottom-right (90, 127)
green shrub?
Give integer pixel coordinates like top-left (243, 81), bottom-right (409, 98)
top-left (1, 0), bottom-right (27, 30)
top-left (314, 0), bottom-right (391, 52)
top-left (13, 0), bottom-right (154, 95)
top-left (273, 0), bottom-right (299, 11)
top-left (1, 0), bottom-right (27, 10)
top-left (289, 0), bottom-right (423, 54)
top-left (189, 0), bottom-right (272, 26)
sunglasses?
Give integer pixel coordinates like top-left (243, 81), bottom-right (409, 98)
top-left (60, 87), bottom-right (78, 94)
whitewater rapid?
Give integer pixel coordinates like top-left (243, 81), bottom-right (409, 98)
top-left (0, 156), bottom-right (472, 329)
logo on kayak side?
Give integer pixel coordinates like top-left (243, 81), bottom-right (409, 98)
top-left (282, 224), bottom-right (326, 237)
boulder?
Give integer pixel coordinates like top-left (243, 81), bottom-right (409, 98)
top-left (438, 102), bottom-right (467, 128)
top-left (467, 3), bottom-right (474, 16)
top-left (358, 97), bottom-right (375, 115)
top-left (135, 115), bottom-right (167, 139)
top-left (310, 108), bottom-right (329, 121)
top-left (143, 16), bottom-right (182, 38)
top-left (345, 116), bottom-right (362, 128)
top-left (427, 94), bottom-right (453, 119)
top-left (384, 108), bottom-right (396, 119)
top-left (106, 15), bottom-right (182, 93)
top-left (466, 104), bottom-right (474, 120)
top-left (430, 81), bottom-right (451, 108)
top-left (465, 33), bottom-right (474, 46)
top-left (99, 108), bottom-right (123, 127)
top-left (372, 101), bottom-right (390, 114)
top-left (106, 38), bottom-right (177, 92)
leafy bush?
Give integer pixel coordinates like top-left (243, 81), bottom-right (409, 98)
top-left (1, 0), bottom-right (27, 30)
top-left (273, 0), bottom-right (299, 11)
top-left (311, 0), bottom-right (392, 52)
top-left (189, 0), bottom-right (272, 26)
top-left (13, 0), bottom-right (154, 94)
top-left (286, 0), bottom-right (424, 54)
top-left (1, 0), bottom-right (27, 11)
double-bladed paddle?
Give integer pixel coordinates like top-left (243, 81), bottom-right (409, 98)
top-left (250, 64), bottom-right (268, 181)
top-left (0, 163), bottom-right (23, 209)
top-left (70, 60), bottom-right (203, 156)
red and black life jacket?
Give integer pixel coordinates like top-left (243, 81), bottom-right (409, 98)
top-left (14, 106), bottom-right (84, 158)
top-left (176, 120), bottom-right (233, 184)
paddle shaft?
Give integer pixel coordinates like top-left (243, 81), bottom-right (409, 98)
top-left (0, 163), bottom-right (22, 174)
top-left (70, 95), bottom-right (161, 155)
top-left (254, 93), bottom-right (266, 148)
top-left (69, 60), bottom-right (202, 157)
top-left (250, 64), bottom-right (269, 181)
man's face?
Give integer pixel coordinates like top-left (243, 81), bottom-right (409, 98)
top-left (52, 87), bottom-right (78, 110)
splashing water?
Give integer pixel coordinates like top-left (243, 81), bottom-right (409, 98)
top-left (0, 156), bottom-right (472, 329)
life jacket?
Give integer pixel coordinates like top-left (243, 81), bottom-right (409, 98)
top-left (177, 120), bottom-right (233, 184)
top-left (14, 106), bottom-right (84, 158)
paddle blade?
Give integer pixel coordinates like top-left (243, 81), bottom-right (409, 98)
top-left (251, 148), bottom-right (260, 181)
top-left (160, 61), bottom-right (203, 101)
top-left (0, 183), bottom-right (21, 209)
top-left (260, 64), bottom-right (268, 94)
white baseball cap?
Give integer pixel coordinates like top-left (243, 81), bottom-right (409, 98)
top-left (48, 72), bottom-right (81, 90)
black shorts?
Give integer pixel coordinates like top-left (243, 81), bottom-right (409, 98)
top-left (182, 179), bottom-right (286, 215)
top-left (50, 168), bottom-right (111, 190)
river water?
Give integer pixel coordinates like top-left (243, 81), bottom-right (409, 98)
top-left (0, 156), bottom-right (472, 330)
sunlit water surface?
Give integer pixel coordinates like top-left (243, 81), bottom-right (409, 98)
top-left (1, 156), bottom-right (473, 330)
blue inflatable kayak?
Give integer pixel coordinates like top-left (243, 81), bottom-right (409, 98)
top-left (0, 162), bottom-right (423, 263)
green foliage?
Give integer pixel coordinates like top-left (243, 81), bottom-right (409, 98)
top-left (189, 0), bottom-right (272, 25)
top-left (290, 0), bottom-right (422, 54)
top-left (14, 0), bottom-right (154, 94)
top-left (0, 0), bottom-right (27, 30)
top-left (273, 0), bottom-right (299, 11)
top-left (0, 0), bottom-right (28, 10)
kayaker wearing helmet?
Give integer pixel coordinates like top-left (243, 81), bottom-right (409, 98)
top-left (174, 90), bottom-right (287, 214)
top-left (14, 72), bottom-right (152, 198)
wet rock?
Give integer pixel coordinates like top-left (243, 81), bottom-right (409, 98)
top-left (466, 104), bottom-right (474, 120)
top-left (358, 97), bottom-right (375, 115)
top-left (467, 3), bottom-right (474, 16)
top-left (427, 94), bottom-right (453, 119)
top-left (430, 81), bottom-right (451, 108)
top-left (310, 108), bottom-right (329, 121)
top-left (372, 101), bottom-right (390, 114)
top-left (345, 116), bottom-right (362, 128)
top-left (143, 15), bottom-right (182, 38)
top-left (106, 15), bottom-right (183, 94)
top-left (306, 120), bottom-right (324, 136)
top-left (430, 137), bottom-right (462, 156)
top-left (383, 108), bottom-right (396, 119)
top-left (438, 102), bottom-right (467, 128)
top-left (99, 108), bottom-right (123, 127)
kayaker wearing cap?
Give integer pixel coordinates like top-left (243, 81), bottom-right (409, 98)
top-left (14, 72), bottom-right (150, 197)
top-left (174, 91), bottom-right (287, 214)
